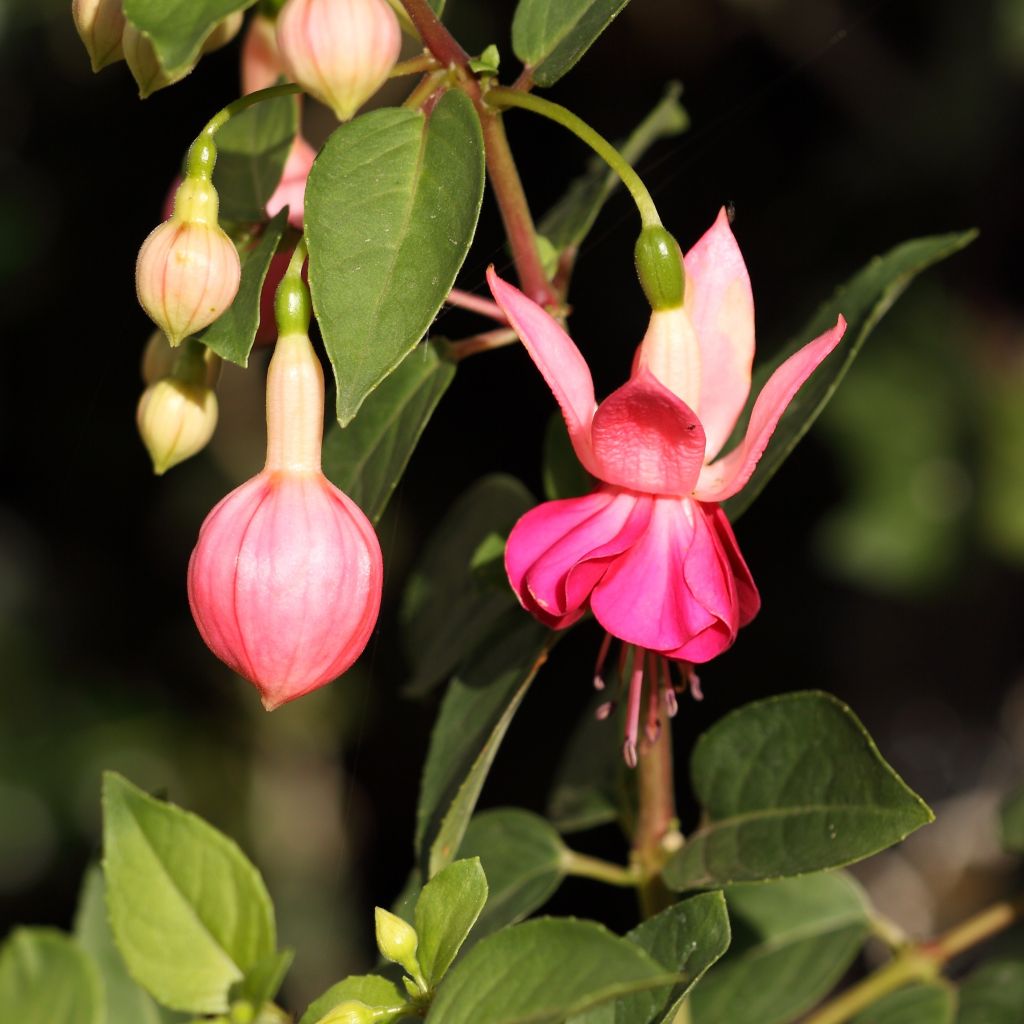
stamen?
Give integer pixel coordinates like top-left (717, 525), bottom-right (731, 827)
top-left (595, 700), bottom-right (615, 721)
top-left (660, 658), bottom-right (678, 717)
top-left (623, 646), bottom-right (644, 768)
top-left (592, 632), bottom-right (613, 690)
top-left (688, 667), bottom-right (704, 702)
top-left (645, 651), bottom-right (660, 743)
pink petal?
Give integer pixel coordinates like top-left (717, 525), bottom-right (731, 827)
top-left (487, 268), bottom-right (598, 474)
top-left (590, 369), bottom-right (706, 495)
top-left (267, 135), bottom-right (316, 230)
top-left (707, 504), bottom-right (760, 624)
top-left (505, 488), bottom-right (650, 628)
top-left (695, 316), bottom-right (847, 502)
top-left (591, 497), bottom-right (719, 653)
top-left (684, 208), bottom-right (756, 459)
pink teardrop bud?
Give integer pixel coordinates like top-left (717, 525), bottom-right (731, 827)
top-left (187, 330), bottom-right (383, 709)
top-left (136, 177), bottom-right (241, 347)
top-left (276, 0), bottom-right (401, 121)
top-left (241, 13), bottom-right (286, 94)
top-left (72, 0), bottom-right (126, 72)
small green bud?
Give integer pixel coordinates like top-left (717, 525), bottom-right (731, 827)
top-left (315, 1000), bottom-right (378, 1024)
top-left (634, 225), bottom-right (685, 311)
top-left (374, 908), bottom-right (421, 977)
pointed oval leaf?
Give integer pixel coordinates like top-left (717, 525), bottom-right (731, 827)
top-left (199, 208), bottom-right (289, 367)
top-left (417, 614), bottom-right (554, 878)
top-left (102, 772), bottom-right (276, 1014)
top-left (426, 917), bottom-right (678, 1024)
top-left (851, 982), bottom-right (955, 1024)
top-left (122, 0), bottom-right (255, 77)
top-left (299, 975), bottom-right (406, 1024)
top-left (74, 867), bottom-right (178, 1024)
top-left (306, 91), bottom-right (485, 426)
top-left (400, 475), bottom-right (534, 697)
top-left (322, 341), bottom-right (456, 522)
top-left (512, 0), bottom-right (632, 87)
top-left (724, 229), bottom-right (978, 520)
top-left (214, 95), bottom-right (298, 224)
top-left (415, 858), bottom-right (489, 986)
top-left (664, 692), bottom-right (933, 890)
top-left (957, 959), bottom-right (1024, 1024)
top-left (456, 809), bottom-right (568, 939)
top-left (690, 872), bottom-right (871, 1024)
top-left (0, 928), bottom-right (103, 1024)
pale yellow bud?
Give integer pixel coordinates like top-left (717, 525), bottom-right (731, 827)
top-left (136, 378), bottom-right (218, 475)
top-left (72, 0), bottom-right (126, 72)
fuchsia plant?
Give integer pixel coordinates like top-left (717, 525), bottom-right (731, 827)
top-left (6, 4), bottom-right (999, 1024)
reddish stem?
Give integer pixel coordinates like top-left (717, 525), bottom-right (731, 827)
top-left (446, 288), bottom-right (508, 323)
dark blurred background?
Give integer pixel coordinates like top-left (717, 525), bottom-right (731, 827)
top-left (2, 0), bottom-right (1024, 1008)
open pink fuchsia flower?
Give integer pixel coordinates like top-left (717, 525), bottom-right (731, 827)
top-left (487, 209), bottom-right (847, 764)
top-left (187, 266), bottom-right (383, 709)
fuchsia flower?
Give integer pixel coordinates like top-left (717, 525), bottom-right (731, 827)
top-left (487, 209), bottom-right (846, 763)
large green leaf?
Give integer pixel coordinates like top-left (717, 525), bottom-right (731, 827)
top-left (539, 83), bottom-right (688, 258)
top-left (415, 859), bottom-right (489, 987)
top-left (690, 873), bottom-right (871, 1024)
top-left (214, 95), bottom-right (299, 225)
top-left (415, 613), bottom-right (553, 878)
top-left (74, 867), bottom-right (178, 1024)
top-left (299, 975), bottom-right (406, 1024)
top-left (426, 918), bottom-right (678, 1024)
top-left (664, 692), bottom-right (933, 890)
top-left (102, 772), bottom-right (276, 1015)
top-left (724, 230), bottom-right (977, 520)
top-left (512, 0), bottom-right (633, 87)
top-left (616, 893), bottom-right (731, 1024)
top-left (457, 809), bottom-right (568, 939)
top-left (307, 91), bottom-right (485, 426)
top-left (957, 959), bottom-right (1024, 1024)
top-left (199, 209), bottom-right (289, 367)
top-left (851, 983), bottom-right (956, 1024)
top-left (122, 0), bottom-right (255, 77)
top-left (400, 475), bottom-right (534, 696)
top-left (0, 928), bottom-right (103, 1024)
top-left (322, 341), bottom-right (455, 523)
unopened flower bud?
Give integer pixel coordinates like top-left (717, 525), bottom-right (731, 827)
top-left (136, 171), bottom-right (241, 347)
top-left (315, 1001), bottom-right (378, 1024)
top-left (201, 11), bottom-right (244, 55)
top-left (137, 378), bottom-right (218, 475)
top-left (122, 22), bottom-right (182, 98)
top-left (276, 0), bottom-right (401, 121)
top-left (187, 270), bottom-right (383, 708)
top-left (72, 0), bottom-right (126, 72)
top-left (241, 13), bottom-right (286, 94)
top-left (374, 908), bottom-right (421, 978)
top-left (141, 330), bottom-right (175, 385)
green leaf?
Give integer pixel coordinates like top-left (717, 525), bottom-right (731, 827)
top-left (400, 475), bottom-right (534, 697)
top-left (456, 809), bottom-right (568, 939)
top-left (415, 858), bottom-right (489, 986)
top-left (851, 983), bottom-right (956, 1024)
top-left (416, 613), bottom-right (553, 878)
top-left (547, 697), bottom-right (626, 834)
top-left (512, 0), bottom-right (633, 87)
top-left (213, 94), bottom-right (298, 225)
top-left (0, 928), bottom-right (103, 1024)
top-left (1000, 786), bottom-right (1024, 853)
top-left (690, 873), bottom-right (871, 1024)
top-left (542, 413), bottom-right (593, 501)
top-left (664, 691), bottom-right (933, 890)
top-left (957, 959), bottom-right (1024, 1024)
top-left (199, 208), bottom-right (289, 367)
top-left (724, 229), bottom-right (978, 521)
top-left (616, 893), bottom-right (731, 1024)
top-left (101, 772), bottom-right (276, 1015)
top-left (299, 975), bottom-right (406, 1024)
top-left (122, 0), bottom-right (255, 77)
top-left (74, 867), bottom-right (177, 1024)
top-left (426, 917), bottom-right (679, 1024)
top-left (539, 83), bottom-right (688, 255)
top-left (231, 949), bottom-right (294, 1014)
top-left (322, 340), bottom-right (455, 523)
top-left (307, 91), bottom-right (485, 426)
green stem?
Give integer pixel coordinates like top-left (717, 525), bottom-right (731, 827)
top-left (201, 83), bottom-right (304, 137)
top-left (805, 897), bottom-right (1024, 1024)
top-left (485, 88), bottom-right (662, 228)
top-left (562, 849), bottom-right (641, 888)
top-left (275, 235), bottom-right (310, 335)
top-left (402, 70), bottom-right (448, 110)
top-left (391, 53), bottom-right (441, 78)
